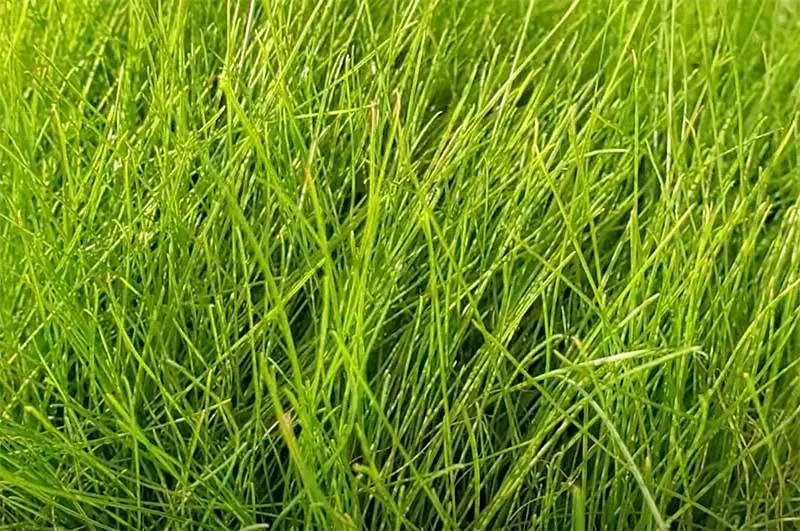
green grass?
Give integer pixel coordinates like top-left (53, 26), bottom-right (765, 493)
top-left (1, 0), bottom-right (800, 528)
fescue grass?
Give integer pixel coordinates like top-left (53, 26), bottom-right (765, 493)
top-left (2, 0), bottom-right (800, 528)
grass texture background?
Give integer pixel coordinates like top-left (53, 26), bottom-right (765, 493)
top-left (1, 0), bottom-right (800, 528)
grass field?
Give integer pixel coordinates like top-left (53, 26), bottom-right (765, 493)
top-left (2, 0), bottom-right (800, 528)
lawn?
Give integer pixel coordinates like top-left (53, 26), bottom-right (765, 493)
top-left (1, 0), bottom-right (799, 529)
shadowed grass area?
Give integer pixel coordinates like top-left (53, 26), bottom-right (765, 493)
top-left (1, 0), bottom-right (800, 528)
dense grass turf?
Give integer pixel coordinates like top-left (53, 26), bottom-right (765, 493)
top-left (2, 0), bottom-right (800, 528)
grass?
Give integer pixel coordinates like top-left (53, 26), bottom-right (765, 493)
top-left (1, 0), bottom-right (800, 528)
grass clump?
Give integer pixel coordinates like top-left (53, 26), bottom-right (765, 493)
top-left (2, 0), bottom-right (800, 528)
